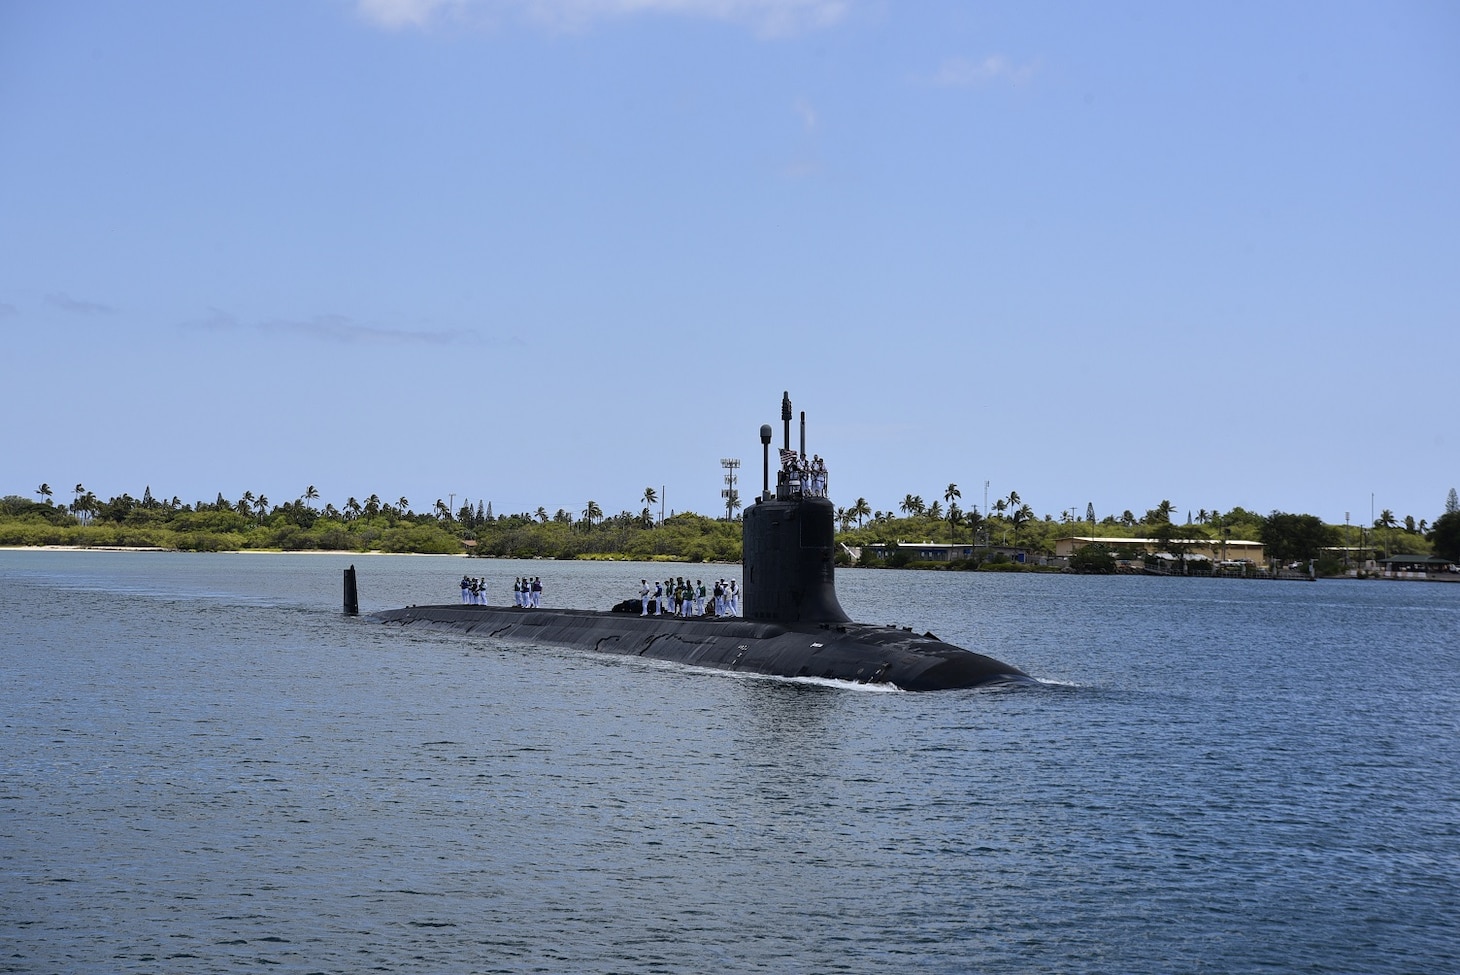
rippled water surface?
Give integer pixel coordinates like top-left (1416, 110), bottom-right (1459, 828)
top-left (3, 550), bottom-right (1458, 973)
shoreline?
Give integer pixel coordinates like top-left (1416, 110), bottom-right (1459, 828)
top-left (0, 545), bottom-right (466, 556)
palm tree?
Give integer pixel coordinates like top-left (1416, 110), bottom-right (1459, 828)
top-left (254, 495), bottom-right (269, 522)
top-left (304, 485), bottom-right (319, 508)
top-left (966, 507), bottom-right (985, 548)
top-left (944, 483), bottom-right (961, 543)
top-left (536, 507), bottom-right (549, 523)
top-left (900, 494), bottom-right (926, 517)
top-left (948, 502), bottom-right (962, 545)
top-left (1011, 503), bottom-right (1034, 547)
top-left (583, 500), bottom-right (603, 525)
top-left (852, 497), bottom-right (871, 529)
top-left (36, 483), bottom-right (52, 504)
top-left (434, 499), bottom-right (449, 521)
top-left (928, 500), bottom-right (943, 521)
top-left (73, 483), bottom-right (85, 510)
top-left (345, 497), bottom-right (361, 520)
top-left (642, 486), bottom-right (657, 507)
top-left (398, 497), bottom-right (410, 515)
top-left (364, 494), bottom-right (381, 518)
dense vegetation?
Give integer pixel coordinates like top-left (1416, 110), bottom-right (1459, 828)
top-left (2, 482), bottom-right (1453, 572)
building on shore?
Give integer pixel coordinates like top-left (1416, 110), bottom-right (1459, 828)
top-left (1053, 535), bottom-right (1267, 564)
top-left (1373, 555), bottom-right (1458, 580)
top-left (849, 542), bottom-right (1036, 564)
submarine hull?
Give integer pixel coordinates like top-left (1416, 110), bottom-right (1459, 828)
top-left (372, 604), bottom-right (1027, 691)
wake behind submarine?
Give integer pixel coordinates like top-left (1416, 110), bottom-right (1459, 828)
top-left (355, 393), bottom-right (1029, 691)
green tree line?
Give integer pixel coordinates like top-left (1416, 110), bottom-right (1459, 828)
top-left (5, 481), bottom-right (1456, 567)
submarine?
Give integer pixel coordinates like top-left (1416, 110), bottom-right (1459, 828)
top-left (355, 393), bottom-right (1029, 691)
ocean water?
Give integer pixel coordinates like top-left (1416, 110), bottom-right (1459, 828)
top-left (2, 550), bottom-right (1457, 974)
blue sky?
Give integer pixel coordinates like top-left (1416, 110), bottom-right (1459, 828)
top-left (3, 0), bottom-right (1456, 528)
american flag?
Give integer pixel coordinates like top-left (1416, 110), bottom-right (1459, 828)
top-left (779, 448), bottom-right (801, 469)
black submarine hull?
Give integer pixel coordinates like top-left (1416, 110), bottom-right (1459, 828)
top-left (371, 604), bottom-right (1027, 691)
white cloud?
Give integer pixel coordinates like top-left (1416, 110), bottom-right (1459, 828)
top-left (356, 0), bottom-right (456, 30)
top-left (793, 96), bottom-right (817, 132)
top-left (356, 0), bottom-right (849, 36)
top-left (45, 293), bottom-right (117, 315)
top-left (930, 55), bottom-right (1039, 88)
top-left (185, 309), bottom-right (480, 347)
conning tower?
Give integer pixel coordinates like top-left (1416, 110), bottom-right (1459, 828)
top-left (742, 392), bottom-right (851, 624)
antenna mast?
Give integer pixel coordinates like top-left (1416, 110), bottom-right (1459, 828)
top-left (720, 458), bottom-right (741, 521)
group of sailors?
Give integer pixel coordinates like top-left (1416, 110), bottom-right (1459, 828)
top-left (639, 577), bottom-right (739, 618)
top-left (782, 451), bottom-right (829, 498)
top-left (459, 575), bottom-right (543, 607)
top-left (459, 572), bottom-right (742, 617)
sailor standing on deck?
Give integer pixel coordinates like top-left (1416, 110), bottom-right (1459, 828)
top-left (695, 580), bottom-right (706, 617)
top-left (639, 580), bottom-right (650, 616)
top-left (531, 577), bottom-right (542, 608)
top-left (653, 581), bottom-right (664, 615)
top-left (461, 575), bottom-right (471, 604)
top-left (729, 580), bottom-right (740, 616)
